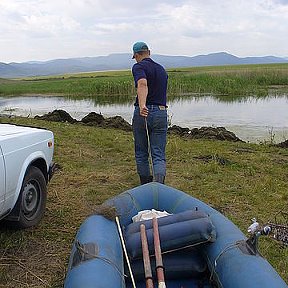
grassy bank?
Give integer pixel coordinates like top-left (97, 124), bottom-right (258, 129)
top-left (0, 117), bottom-right (287, 287)
top-left (1, 63), bottom-right (288, 99)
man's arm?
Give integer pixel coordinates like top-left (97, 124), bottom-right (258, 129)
top-left (137, 78), bottom-right (149, 117)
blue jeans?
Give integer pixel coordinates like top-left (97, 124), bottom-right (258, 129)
top-left (132, 105), bottom-right (168, 178)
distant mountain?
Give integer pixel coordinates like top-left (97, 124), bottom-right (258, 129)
top-left (1, 52), bottom-right (287, 78)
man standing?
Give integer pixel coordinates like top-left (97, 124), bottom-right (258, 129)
top-left (131, 41), bottom-right (168, 185)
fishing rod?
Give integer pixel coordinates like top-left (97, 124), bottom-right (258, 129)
top-left (144, 117), bottom-right (154, 178)
top-left (115, 216), bottom-right (137, 288)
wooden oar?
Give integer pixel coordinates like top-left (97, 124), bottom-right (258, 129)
top-left (152, 217), bottom-right (166, 288)
top-left (140, 224), bottom-right (154, 288)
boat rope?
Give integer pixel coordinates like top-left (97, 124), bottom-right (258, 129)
top-left (75, 240), bottom-right (127, 283)
top-left (160, 237), bottom-right (214, 256)
top-left (209, 242), bottom-right (242, 282)
top-left (106, 192), bottom-right (140, 220)
top-left (125, 192), bottom-right (142, 215)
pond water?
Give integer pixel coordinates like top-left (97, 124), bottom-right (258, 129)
top-left (0, 94), bottom-right (288, 143)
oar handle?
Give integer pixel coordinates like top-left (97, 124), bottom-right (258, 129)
top-left (153, 217), bottom-right (166, 288)
top-left (140, 224), bottom-right (154, 288)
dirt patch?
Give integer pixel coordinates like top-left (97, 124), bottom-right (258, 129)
top-left (274, 140), bottom-right (288, 148)
top-left (193, 154), bottom-right (232, 165)
top-left (168, 125), bottom-right (244, 142)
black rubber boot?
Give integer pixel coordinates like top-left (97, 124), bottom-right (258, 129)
top-left (139, 175), bottom-right (153, 185)
top-left (154, 174), bottom-right (165, 184)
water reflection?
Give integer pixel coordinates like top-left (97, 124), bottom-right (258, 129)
top-left (0, 94), bottom-right (288, 143)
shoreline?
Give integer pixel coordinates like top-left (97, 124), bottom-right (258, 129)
top-left (32, 109), bottom-right (287, 147)
top-left (1, 109), bottom-right (288, 147)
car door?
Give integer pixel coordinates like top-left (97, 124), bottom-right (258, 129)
top-left (0, 145), bottom-right (5, 213)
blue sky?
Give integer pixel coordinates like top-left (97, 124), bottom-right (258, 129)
top-left (1, 0), bottom-right (288, 63)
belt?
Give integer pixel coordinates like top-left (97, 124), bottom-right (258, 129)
top-left (145, 105), bottom-right (167, 110)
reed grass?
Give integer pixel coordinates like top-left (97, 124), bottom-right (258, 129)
top-left (1, 64), bottom-right (288, 99)
top-left (167, 64), bottom-right (288, 96)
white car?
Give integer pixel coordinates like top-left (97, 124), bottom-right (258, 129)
top-left (0, 123), bottom-right (55, 228)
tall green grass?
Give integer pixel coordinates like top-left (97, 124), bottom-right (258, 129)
top-left (167, 64), bottom-right (288, 96)
top-left (1, 63), bottom-right (288, 99)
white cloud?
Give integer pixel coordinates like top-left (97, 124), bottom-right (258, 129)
top-left (0, 0), bottom-right (287, 62)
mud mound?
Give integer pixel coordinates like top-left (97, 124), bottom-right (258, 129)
top-left (168, 125), bottom-right (190, 136)
top-left (81, 112), bottom-right (132, 131)
top-left (35, 110), bottom-right (132, 132)
top-left (36, 110), bottom-right (243, 141)
top-left (190, 126), bottom-right (243, 142)
top-left (81, 112), bottom-right (105, 125)
top-left (35, 109), bottom-right (77, 123)
top-left (168, 125), bottom-right (243, 142)
top-left (103, 116), bottom-right (132, 131)
top-left (274, 140), bottom-right (288, 148)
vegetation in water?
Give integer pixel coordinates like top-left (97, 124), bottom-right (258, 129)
top-left (0, 64), bottom-right (288, 102)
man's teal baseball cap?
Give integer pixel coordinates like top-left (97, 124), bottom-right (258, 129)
top-left (132, 41), bottom-right (149, 58)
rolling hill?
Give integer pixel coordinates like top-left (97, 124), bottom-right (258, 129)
top-left (0, 52), bottom-right (287, 78)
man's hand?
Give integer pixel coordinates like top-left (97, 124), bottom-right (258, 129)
top-left (140, 105), bottom-right (148, 117)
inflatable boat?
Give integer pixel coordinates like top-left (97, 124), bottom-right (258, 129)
top-left (64, 183), bottom-right (287, 288)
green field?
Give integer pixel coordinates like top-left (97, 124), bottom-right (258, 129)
top-left (0, 64), bottom-right (288, 286)
top-left (1, 63), bottom-right (288, 100)
top-left (0, 116), bottom-right (287, 287)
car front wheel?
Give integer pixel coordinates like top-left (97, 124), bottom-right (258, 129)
top-left (14, 166), bottom-right (47, 228)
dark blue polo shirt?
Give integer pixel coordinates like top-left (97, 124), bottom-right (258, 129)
top-left (132, 58), bottom-right (168, 107)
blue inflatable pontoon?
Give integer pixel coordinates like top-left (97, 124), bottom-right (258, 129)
top-left (64, 183), bottom-right (287, 288)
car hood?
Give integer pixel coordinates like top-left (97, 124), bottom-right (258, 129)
top-left (0, 124), bottom-right (41, 136)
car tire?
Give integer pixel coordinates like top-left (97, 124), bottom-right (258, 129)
top-left (12, 166), bottom-right (47, 228)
